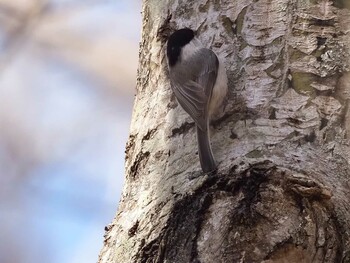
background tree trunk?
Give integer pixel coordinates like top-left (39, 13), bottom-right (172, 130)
top-left (99, 0), bottom-right (350, 262)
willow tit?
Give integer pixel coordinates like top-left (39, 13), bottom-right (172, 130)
top-left (166, 28), bottom-right (228, 173)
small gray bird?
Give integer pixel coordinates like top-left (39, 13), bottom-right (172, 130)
top-left (166, 28), bottom-right (228, 173)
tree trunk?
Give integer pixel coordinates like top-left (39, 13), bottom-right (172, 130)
top-left (99, 0), bottom-right (350, 262)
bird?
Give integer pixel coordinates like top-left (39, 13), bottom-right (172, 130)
top-left (166, 28), bottom-right (228, 173)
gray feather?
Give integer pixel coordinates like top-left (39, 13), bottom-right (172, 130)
top-left (169, 48), bottom-right (219, 131)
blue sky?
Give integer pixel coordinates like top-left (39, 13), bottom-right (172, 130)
top-left (0, 1), bottom-right (141, 262)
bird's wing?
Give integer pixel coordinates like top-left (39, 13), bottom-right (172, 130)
top-left (171, 48), bottom-right (218, 131)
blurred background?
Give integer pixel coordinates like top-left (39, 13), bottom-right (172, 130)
top-left (0, 0), bottom-right (141, 262)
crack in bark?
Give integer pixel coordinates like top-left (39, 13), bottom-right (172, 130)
top-left (129, 151), bottom-right (151, 179)
top-left (136, 162), bottom-right (278, 262)
top-left (125, 134), bottom-right (136, 161)
top-left (141, 129), bottom-right (157, 143)
top-left (128, 220), bottom-right (140, 237)
top-left (171, 121), bottom-right (195, 137)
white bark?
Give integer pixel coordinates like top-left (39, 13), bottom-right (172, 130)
top-left (99, 0), bottom-right (350, 262)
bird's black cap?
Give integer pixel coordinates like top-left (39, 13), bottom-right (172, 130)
top-left (167, 28), bottom-right (195, 67)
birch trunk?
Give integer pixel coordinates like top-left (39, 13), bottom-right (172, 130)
top-left (99, 0), bottom-right (350, 262)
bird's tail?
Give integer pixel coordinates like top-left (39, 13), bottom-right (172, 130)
top-left (196, 124), bottom-right (216, 173)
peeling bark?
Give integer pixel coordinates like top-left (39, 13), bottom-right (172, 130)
top-left (99, 0), bottom-right (350, 262)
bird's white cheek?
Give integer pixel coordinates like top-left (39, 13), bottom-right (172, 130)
top-left (181, 41), bottom-right (202, 61)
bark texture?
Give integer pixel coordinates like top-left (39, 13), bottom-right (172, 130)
top-left (99, 0), bottom-right (350, 262)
